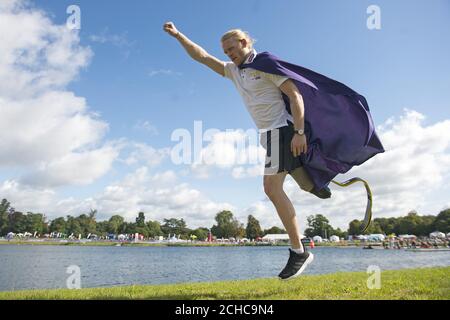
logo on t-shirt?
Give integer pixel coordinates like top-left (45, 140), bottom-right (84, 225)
top-left (247, 70), bottom-right (261, 81)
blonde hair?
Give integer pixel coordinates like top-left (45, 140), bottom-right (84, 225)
top-left (221, 29), bottom-right (256, 49)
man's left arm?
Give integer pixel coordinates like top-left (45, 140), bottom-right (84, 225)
top-left (279, 79), bottom-right (307, 156)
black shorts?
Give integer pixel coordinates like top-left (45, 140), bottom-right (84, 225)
top-left (260, 121), bottom-right (303, 175)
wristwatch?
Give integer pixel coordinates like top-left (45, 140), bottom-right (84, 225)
top-left (294, 129), bottom-right (305, 136)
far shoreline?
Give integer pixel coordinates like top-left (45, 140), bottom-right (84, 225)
top-left (0, 239), bottom-right (362, 248)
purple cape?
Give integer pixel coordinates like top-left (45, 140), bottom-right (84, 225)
top-left (240, 52), bottom-right (385, 190)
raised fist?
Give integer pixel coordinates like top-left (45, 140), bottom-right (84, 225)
top-left (163, 22), bottom-right (179, 37)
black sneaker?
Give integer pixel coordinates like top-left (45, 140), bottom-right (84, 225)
top-left (278, 249), bottom-right (314, 280)
top-left (310, 186), bottom-right (331, 199)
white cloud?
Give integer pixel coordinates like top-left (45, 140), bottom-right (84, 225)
top-left (239, 200), bottom-right (280, 229)
top-left (0, 179), bottom-right (56, 213)
top-left (190, 129), bottom-right (266, 179)
top-left (0, 0), bottom-right (120, 188)
top-left (343, 109), bottom-right (450, 207)
top-left (0, 1), bottom-right (93, 99)
top-left (0, 0), bottom-right (22, 11)
top-left (89, 27), bottom-right (134, 59)
top-left (89, 32), bottom-right (130, 47)
top-left (148, 69), bottom-right (182, 77)
top-left (20, 144), bottom-right (121, 188)
top-left (123, 142), bottom-right (170, 167)
top-left (133, 120), bottom-right (159, 135)
top-left (232, 165), bottom-right (264, 179)
top-left (0, 92), bottom-right (108, 166)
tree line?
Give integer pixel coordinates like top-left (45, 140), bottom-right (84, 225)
top-left (1, 198), bottom-right (448, 239)
top-left (0, 199), bottom-right (281, 240)
top-left (304, 210), bottom-right (449, 239)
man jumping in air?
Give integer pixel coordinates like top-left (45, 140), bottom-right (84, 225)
top-left (164, 22), bottom-right (384, 280)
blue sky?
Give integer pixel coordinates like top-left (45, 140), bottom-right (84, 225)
top-left (43, 0), bottom-right (450, 125)
top-left (1, 0), bottom-right (450, 230)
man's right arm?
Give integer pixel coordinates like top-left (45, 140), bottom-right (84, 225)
top-left (164, 22), bottom-right (225, 77)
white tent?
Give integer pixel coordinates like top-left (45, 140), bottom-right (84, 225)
top-left (430, 231), bottom-right (446, 239)
top-left (169, 235), bottom-right (182, 242)
top-left (262, 234), bottom-right (290, 242)
top-left (368, 234), bottom-right (385, 241)
top-left (329, 235), bottom-right (340, 242)
top-left (398, 234), bottom-right (417, 239)
top-left (312, 236), bottom-right (323, 243)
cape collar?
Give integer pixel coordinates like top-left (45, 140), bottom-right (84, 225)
top-left (238, 49), bottom-right (257, 69)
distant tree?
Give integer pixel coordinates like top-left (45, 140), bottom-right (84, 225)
top-left (374, 217), bottom-right (396, 235)
top-left (348, 219), bottom-right (362, 236)
top-left (122, 222), bottom-right (138, 235)
top-left (89, 209), bottom-right (97, 219)
top-left (107, 215), bottom-right (125, 234)
top-left (24, 213), bottom-right (46, 234)
top-left (236, 225), bottom-right (246, 239)
top-left (433, 209), bottom-right (450, 233)
top-left (66, 216), bottom-right (83, 237)
top-left (348, 219), bottom-right (382, 236)
top-left (364, 221), bottom-right (383, 235)
top-left (0, 199), bottom-right (11, 235)
top-left (95, 221), bottom-right (109, 237)
top-left (50, 217), bottom-right (67, 233)
top-left (128, 211), bottom-right (150, 237)
top-left (305, 214), bottom-right (333, 238)
top-left (8, 211), bottom-right (27, 233)
top-left (263, 226), bottom-right (286, 235)
top-left (135, 226), bottom-right (150, 238)
top-left (349, 211), bottom-right (440, 237)
top-left (161, 218), bottom-right (188, 237)
top-left (304, 228), bottom-right (313, 238)
top-left (136, 212), bottom-right (146, 227)
top-left (332, 227), bottom-right (348, 239)
top-left (245, 215), bottom-right (263, 239)
top-left (415, 215), bottom-right (436, 236)
top-left (211, 210), bottom-right (244, 238)
top-left (191, 227), bottom-right (209, 241)
top-left (146, 220), bottom-right (163, 238)
top-left (77, 213), bottom-right (97, 236)
top-left (396, 215), bottom-right (418, 235)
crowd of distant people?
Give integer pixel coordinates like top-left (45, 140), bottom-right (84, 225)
top-left (382, 237), bottom-right (450, 249)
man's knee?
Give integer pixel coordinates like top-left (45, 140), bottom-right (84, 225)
top-left (263, 176), bottom-right (283, 199)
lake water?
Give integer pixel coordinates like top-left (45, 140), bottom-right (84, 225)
top-left (0, 245), bottom-right (449, 292)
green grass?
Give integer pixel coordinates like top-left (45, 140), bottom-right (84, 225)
top-left (1, 267), bottom-right (448, 300)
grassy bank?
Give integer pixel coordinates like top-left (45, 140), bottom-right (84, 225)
top-left (1, 267), bottom-right (448, 300)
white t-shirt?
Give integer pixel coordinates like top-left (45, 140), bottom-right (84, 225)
top-left (223, 50), bottom-right (293, 131)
